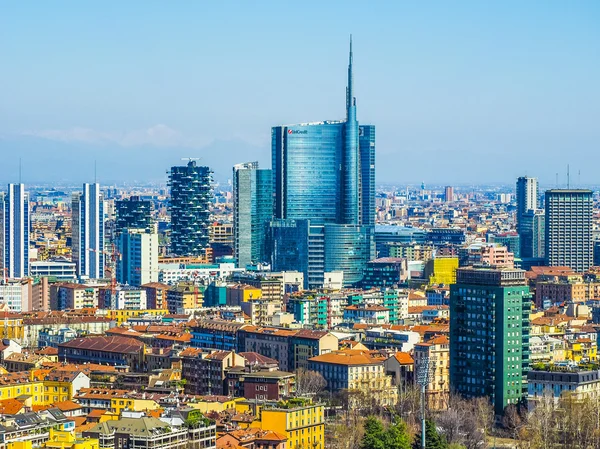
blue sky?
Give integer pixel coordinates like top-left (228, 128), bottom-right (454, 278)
top-left (1, 1), bottom-right (599, 185)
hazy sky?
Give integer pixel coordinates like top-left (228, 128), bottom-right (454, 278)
top-left (1, 1), bottom-right (599, 186)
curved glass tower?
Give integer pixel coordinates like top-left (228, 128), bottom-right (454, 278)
top-left (270, 37), bottom-right (375, 287)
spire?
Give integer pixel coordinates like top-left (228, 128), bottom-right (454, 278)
top-left (347, 34), bottom-right (355, 118)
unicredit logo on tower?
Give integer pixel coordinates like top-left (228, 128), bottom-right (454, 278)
top-left (288, 129), bottom-right (308, 135)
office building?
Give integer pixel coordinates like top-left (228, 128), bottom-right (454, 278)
top-left (72, 183), bottom-right (105, 279)
top-left (516, 177), bottom-right (539, 231)
top-left (168, 161), bottom-right (212, 257)
top-left (270, 38), bottom-right (375, 287)
top-left (30, 258), bottom-right (77, 281)
top-left (450, 267), bottom-right (531, 415)
top-left (0, 184), bottom-right (30, 278)
top-left (444, 186), bottom-right (454, 203)
top-left (545, 189), bottom-right (593, 272)
top-left (489, 232), bottom-right (520, 259)
top-left (520, 209), bottom-right (545, 259)
top-left (115, 196), bottom-right (152, 233)
top-left (116, 228), bottom-right (158, 286)
top-left (232, 162), bottom-right (272, 268)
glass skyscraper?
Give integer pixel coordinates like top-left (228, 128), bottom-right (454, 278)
top-left (233, 162), bottom-right (272, 268)
top-left (72, 183), bottom-right (105, 279)
top-left (0, 184), bottom-right (30, 278)
top-left (270, 38), bottom-right (375, 287)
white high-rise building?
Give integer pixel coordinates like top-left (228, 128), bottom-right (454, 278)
top-left (116, 228), bottom-right (158, 286)
top-left (72, 183), bottom-right (105, 279)
top-left (0, 184), bottom-right (30, 279)
top-left (516, 177), bottom-right (539, 231)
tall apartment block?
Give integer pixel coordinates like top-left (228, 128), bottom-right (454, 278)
top-left (168, 161), bottom-right (212, 257)
top-left (545, 189), bottom-right (593, 273)
top-left (450, 267), bottom-right (531, 415)
top-left (72, 183), bottom-right (105, 279)
top-left (516, 177), bottom-right (540, 258)
top-left (444, 186), bottom-right (454, 203)
top-left (115, 196), bottom-right (153, 234)
top-left (116, 228), bottom-right (158, 286)
top-left (270, 38), bottom-right (375, 287)
top-left (232, 162), bottom-right (272, 268)
top-left (0, 184), bottom-right (30, 278)
top-left (516, 177), bottom-right (539, 231)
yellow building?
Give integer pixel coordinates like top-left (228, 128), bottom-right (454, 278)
top-left (0, 314), bottom-right (24, 341)
top-left (425, 257), bottom-right (458, 286)
top-left (565, 338), bottom-right (597, 363)
top-left (167, 283), bottom-right (203, 313)
top-left (226, 284), bottom-right (262, 306)
top-left (43, 429), bottom-right (100, 449)
top-left (413, 335), bottom-right (450, 410)
top-left (110, 397), bottom-right (161, 415)
top-left (187, 396), bottom-right (245, 414)
top-left (259, 399), bottom-right (324, 449)
top-left (103, 309), bottom-right (168, 325)
top-left (0, 375), bottom-right (45, 405)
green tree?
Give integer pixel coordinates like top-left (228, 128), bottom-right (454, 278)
top-left (384, 417), bottom-right (412, 449)
top-left (413, 420), bottom-right (448, 449)
top-left (360, 416), bottom-right (386, 449)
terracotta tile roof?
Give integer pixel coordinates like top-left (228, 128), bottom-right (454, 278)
top-left (141, 282), bottom-right (171, 289)
top-left (59, 336), bottom-right (144, 353)
top-left (154, 333), bottom-right (192, 343)
top-left (238, 352), bottom-right (278, 366)
top-left (180, 347), bottom-right (204, 358)
top-left (105, 327), bottom-right (143, 337)
top-left (87, 409), bottom-right (108, 418)
top-left (410, 324), bottom-right (449, 336)
top-left (35, 347), bottom-right (59, 356)
top-left (426, 335), bottom-right (449, 345)
top-left (76, 422), bottom-right (98, 433)
top-left (293, 329), bottom-right (330, 339)
top-left (75, 388), bottom-right (130, 401)
top-left (309, 349), bottom-right (382, 366)
top-left (72, 416), bottom-right (87, 427)
top-left (205, 351), bottom-right (233, 361)
top-left (0, 372), bottom-right (34, 385)
top-left (392, 352), bottom-right (414, 365)
top-left (0, 398), bottom-right (25, 414)
top-left (345, 304), bottom-right (389, 311)
top-left (54, 400), bottom-right (83, 412)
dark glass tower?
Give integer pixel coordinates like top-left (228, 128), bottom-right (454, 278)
top-left (115, 196), bottom-right (153, 234)
top-left (168, 161), bottom-right (213, 257)
top-left (270, 38), bottom-right (375, 287)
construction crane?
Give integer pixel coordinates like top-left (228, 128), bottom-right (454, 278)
top-left (88, 244), bottom-right (121, 308)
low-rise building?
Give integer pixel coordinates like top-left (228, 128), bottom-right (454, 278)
top-left (309, 349), bottom-right (398, 406)
top-left (83, 415), bottom-right (188, 449)
top-left (413, 335), bottom-right (450, 410)
top-left (58, 336), bottom-right (145, 371)
top-left (343, 304), bottom-right (390, 325)
top-left (259, 399), bottom-right (324, 449)
top-left (527, 365), bottom-right (600, 410)
top-left (181, 349), bottom-right (246, 396)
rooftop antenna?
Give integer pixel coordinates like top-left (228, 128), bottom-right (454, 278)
top-left (555, 173), bottom-right (558, 188)
top-left (19, 158), bottom-right (22, 184)
top-left (578, 169), bottom-right (581, 187)
top-left (94, 160), bottom-right (97, 183)
top-left (567, 164), bottom-right (570, 189)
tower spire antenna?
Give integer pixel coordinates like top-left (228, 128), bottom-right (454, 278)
top-left (346, 34), bottom-right (355, 118)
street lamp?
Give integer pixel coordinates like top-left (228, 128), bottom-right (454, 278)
top-left (416, 356), bottom-right (435, 449)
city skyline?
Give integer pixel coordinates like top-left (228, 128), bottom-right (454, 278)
top-left (1, 2), bottom-right (599, 185)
